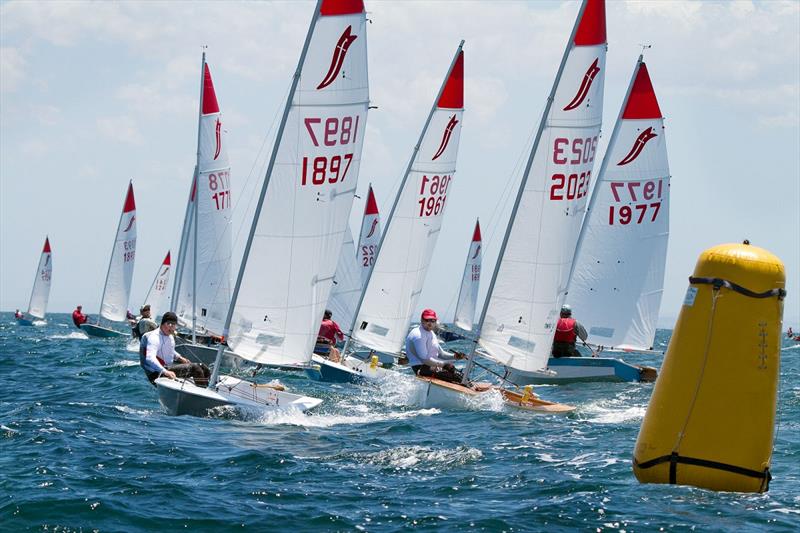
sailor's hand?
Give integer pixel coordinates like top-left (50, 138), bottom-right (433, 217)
top-left (163, 370), bottom-right (177, 380)
top-left (454, 351), bottom-right (466, 360)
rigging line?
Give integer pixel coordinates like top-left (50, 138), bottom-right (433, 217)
top-left (672, 286), bottom-right (720, 455)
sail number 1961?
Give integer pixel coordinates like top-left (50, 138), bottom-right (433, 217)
top-left (301, 116), bottom-right (360, 186)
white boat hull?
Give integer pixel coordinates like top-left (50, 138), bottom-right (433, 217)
top-left (306, 354), bottom-right (396, 383)
top-left (155, 375), bottom-right (322, 417)
top-left (417, 377), bottom-right (494, 410)
top-left (81, 323), bottom-right (127, 338)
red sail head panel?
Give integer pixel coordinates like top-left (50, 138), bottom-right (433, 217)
top-left (437, 51), bottom-right (464, 109)
top-left (202, 63), bottom-right (220, 115)
top-left (622, 62), bottom-right (662, 119)
top-left (320, 0), bottom-right (364, 16)
top-left (123, 183), bottom-right (136, 213)
top-left (574, 0), bottom-right (606, 46)
top-left (365, 186), bottom-right (379, 215)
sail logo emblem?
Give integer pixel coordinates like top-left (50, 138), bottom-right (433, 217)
top-left (366, 218), bottom-right (378, 238)
top-left (44, 255), bottom-right (51, 267)
top-left (123, 215), bottom-right (136, 232)
top-left (563, 58), bottom-right (601, 111)
top-left (471, 244), bottom-right (481, 260)
top-left (432, 114), bottom-right (459, 161)
top-left (159, 266), bottom-right (170, 278)
top-left (617, 127), bottom-right (657, 166)
top-left (317, 26), bottom-right (357, 90)
top-left (213, 118), bottom-right (222, 160)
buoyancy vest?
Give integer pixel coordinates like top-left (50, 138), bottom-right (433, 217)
top-left (554, 317), bottom-right (577, 343)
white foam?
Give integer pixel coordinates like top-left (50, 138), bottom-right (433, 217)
top-left (347, 445), bottom-right (482, 470)
top-left (582, 398), bottom-right (646, 424)
top-left (257, 406), bottom-right (440, 428)
top-left (113, 405), bottom-right (155, 416)
top-left (111, 359), bottom-right (139, 367)
top-left (49, 332), bottom-right (89, 340)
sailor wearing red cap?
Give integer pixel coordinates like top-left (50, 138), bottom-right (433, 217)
top-left (405, 308), bottom-right (465, 383)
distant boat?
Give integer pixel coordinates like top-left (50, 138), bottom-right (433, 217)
top-left (169, 54), bottom-right (235, 368)
top-left (17, 236), bottom-right (53, 326)
top-left (309, 42), bottom-right (466, 384)
top-left (439, 219), bottom-right (482, 342)
top-left (327, 183), bottom-right (381, 334)
top-left (546, 56), bottom-right (668, 383)
top-left (82, 182), bottom-right (137, 338)
top-left (424, 0), bottom-right (607, 411)
top-left (155, 0), bottom-right (370, 417)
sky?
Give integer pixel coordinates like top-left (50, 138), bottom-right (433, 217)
top-left (1, 0), bottom-right (798, 329)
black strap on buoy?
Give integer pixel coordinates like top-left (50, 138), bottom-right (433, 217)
top-left (689, 276), bottom-right (786, 300)
top-left (634, 453), bottom-right (771, 490)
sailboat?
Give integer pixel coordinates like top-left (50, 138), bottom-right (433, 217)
top-left (141, 251), bottom-right (172, 319)
top-left (421, 0), bottom-right (606, 410)
top-left (327, 184), bottom-right (381, 338)
top-left (439, 219), bottom-right (482, 342)
top-left (170, 54), bottom-right (235, 367)
top-left (17, 237), bottom-right (53, 326)
top-left (82, 182), bottom-right (137, 338)
top-left (532, 56), bottom-right (668, 383)
top-left (308, 42), bottom-right (466, 384)
top-left (155, 0), bottom-right (370, 417)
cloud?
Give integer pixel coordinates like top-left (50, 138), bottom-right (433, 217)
top-left (96, 116), bottom-right (144, 145)
top-left (0, 47), bottom-right (26, 92)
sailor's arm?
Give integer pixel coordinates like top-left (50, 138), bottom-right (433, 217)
top-left (575, 321), bottom-right (588, 343)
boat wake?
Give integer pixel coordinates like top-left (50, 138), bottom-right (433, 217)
top-left (346, 444), bottom-right (483, 471)
top-left (581, 398), bottom-right (646, 424)
top-left (255, 406), bottom-right (439, 428)
top-left (49, 332), bottom-right (88, 340)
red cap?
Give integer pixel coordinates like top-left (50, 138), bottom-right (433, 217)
top-left (421, 309), bottom-right (438, 321)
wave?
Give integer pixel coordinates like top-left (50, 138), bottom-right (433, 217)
top-left (49, 332), bottom-right (89, 340)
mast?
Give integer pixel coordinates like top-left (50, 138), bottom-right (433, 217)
top-left (567, 54), bottom-right (643, 288)
top-left (209, 0), bottom-right (325, 387)
top-left (462, 1), bottom-right (592, 383)
top-left (191, 51), bottom-right (207, 344)
top-left (170, 174), bottom-right (195, 313)
top-left (342, 41), bottom-right (465, 357)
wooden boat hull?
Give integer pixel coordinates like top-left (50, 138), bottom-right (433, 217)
top-left (155, 375), bottom-right (322, 417)
top-left (507, 357), bottom-right (657, 384)
top-left (81, 323), bottom-right (127, 338)
top-left (500, 388), bottom-right (575, 414)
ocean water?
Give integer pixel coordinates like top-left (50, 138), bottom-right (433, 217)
top-left (1, 313), bottom-right (798, 532)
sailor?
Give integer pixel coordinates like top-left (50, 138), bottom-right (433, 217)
top-left (72, 305), bottom-right (88, 328)
top-left (551, 304), bottom-right (588, 358)
top-left (315, 309), bottom-right (344, 362)
top-left (139, 311), bottom-right (210, 387)
top-left (133, 304), bottom-right (158, 339)
top-left (405, 308), bottom-right (465, 383)
top-left (14, 309), bottom-right (23, 319)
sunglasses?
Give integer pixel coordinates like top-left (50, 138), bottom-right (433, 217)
top-left (423, 318), bottom-right (437, 323)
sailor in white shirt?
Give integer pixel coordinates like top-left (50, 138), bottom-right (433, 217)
top-left (140, 312), bottom-right (210, 386)
top-left (405, 308), bottom-right (465, 383)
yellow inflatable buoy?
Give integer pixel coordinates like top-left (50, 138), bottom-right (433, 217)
top-left (633, 241), bottom-right (785, 492)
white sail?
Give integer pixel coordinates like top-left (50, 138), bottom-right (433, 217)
top-left (142, 251), bottom-right (172, 319)
top-left (453, 220), bottom-right (481, 331)
top-left (225, 0), bottom-right (370, 367)
top-left (100, 182), bottom-right (137, 322)
top-left (26, 236), bottom-right (52, 319)
top-left (478, 0), bottom-right (606, 373)
top-left (172, 61), bottom-right (232, 335)
top-left (350, 46), bottom-right (465, 355)
top-left (568, 58), bottom-right (669, 351)
top-left (328, 184), bottom-right (381, 329)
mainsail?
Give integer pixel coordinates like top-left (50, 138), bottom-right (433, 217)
top-left (453, 220), bottom-right (481, 331)
top-left (26, 236), bottom-right (53, 319)
top-left (475, 0), bottom-right (606, 374)
top-left (328, 184), bottom-right (381, 329)
top-left (349, 44), bottom-right (465, 355)
top-left (172, 59), bottom-right (232, 336)
top-left (141, 251), bottom-right (172, 319)
top-left (100, 182), bottom-right (137, 322)
top-left (567, 57), bottom-right (669, 351)
top-left (222, 0), bottom-right (370, 368)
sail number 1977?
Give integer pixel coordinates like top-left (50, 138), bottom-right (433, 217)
top-left (607, 179), bottom-right (664, 225)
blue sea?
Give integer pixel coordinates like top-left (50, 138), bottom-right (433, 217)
top-left (2, 313), bottom-right (798, 532)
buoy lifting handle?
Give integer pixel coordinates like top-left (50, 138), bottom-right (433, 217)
top-left (689, 277), bottom-right (786, 300)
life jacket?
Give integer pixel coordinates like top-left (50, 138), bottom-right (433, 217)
top-left (554, 317), bottom-right (577, 343)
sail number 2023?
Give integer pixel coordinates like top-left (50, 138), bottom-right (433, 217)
top-left (301, 116), bottom-right (360, 186)
top-left (549, 136), bottom-right (598, 201)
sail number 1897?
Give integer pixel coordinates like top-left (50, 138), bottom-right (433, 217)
top-left (301, 115), bottom-right (360, 186)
